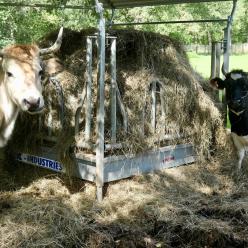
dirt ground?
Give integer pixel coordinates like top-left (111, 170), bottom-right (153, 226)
top-left (0, 148), bottom-right (248, 248)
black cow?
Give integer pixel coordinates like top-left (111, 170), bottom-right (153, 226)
top-left (211, 69), bottom-right (248, 172)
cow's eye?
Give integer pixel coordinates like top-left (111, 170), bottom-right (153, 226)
top-left (7, 72), bottom-right (13, 77)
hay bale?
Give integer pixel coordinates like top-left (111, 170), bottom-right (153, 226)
top-left (10, 28), bottom-right (227, 162)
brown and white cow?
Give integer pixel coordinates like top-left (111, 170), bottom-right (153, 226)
top-left (211, 66), bottom-right (248, 172)
top-left (0, 27), bottom-right (63, 147)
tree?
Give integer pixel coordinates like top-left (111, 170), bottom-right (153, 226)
top-left (0, 0), bottom-right (247, 46)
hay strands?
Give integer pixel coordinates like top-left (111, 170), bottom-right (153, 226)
top-left (76, 140), bottom-right (123, 152)
top-left (37, 133), bottom-right (186, 152)
top-left (75, 79), bottom-right (87, 136)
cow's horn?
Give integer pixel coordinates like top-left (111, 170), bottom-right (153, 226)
top-left (221, 63), bottom-right (228, 77)
top-left (40, 27), bottom-right (63, 55)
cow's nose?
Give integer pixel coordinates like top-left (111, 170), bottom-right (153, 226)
top-left (23, 97), bottom-right (40, 112)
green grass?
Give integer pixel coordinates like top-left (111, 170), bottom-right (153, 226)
top-left (187, 52), bottom-right (248, 79)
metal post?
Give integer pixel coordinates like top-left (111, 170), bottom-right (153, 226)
top-left (216, 42), bottom-right (221, 77)
top-left (222, 25), bottom-right (230, 126)
top-left (211, 42), bottom-right (221, 101)
top-left (222, 0), bottom-right (237, 126)
top-left (85, 37), bottom-right (93, 142)
top-left (116, 85), bottom-right (128, 132)
top-left (141, 91), bottom-right (147, 136)
top-left (95, 0), bottom-right (105, 202)
top-left (110, 38), bottom-right (117, 143)
top-left (223, 0), bottom-right (237, 73)
top-left (160, 86), bottom-right (166, 128)
top-left (215, 42), bottom-right (222, 102)
top-left (151, 81), bottom-right (157, 131)
top-left (210, 42), bottom-right (216, 78)
top-left (223, 25), bottom-right (231, 74)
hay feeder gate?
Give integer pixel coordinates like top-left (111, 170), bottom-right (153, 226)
top-left (6, 0), bottom-right (237, 201)
top-left (16, 30), bottom-right (196, 201)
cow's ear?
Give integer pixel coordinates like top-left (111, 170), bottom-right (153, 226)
top-left (210, 77), bottom-right (226, 90)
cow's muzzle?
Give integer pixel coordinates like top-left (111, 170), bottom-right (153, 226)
top-left (23, 97), bottom-right (44, 114)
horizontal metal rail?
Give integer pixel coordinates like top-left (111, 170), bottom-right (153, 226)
top-left (111, 19), bottom-right (227, 26)
top-left (102, 0), bottom-right (233, 9)
top-left (0, 2), bottom-right (93, 10)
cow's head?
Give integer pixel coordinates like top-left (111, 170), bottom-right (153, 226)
top-left (210, 66), bottom-right (248, 114)
top-left (0, 27), bottom-right (63, 114)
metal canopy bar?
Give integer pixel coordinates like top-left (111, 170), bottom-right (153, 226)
top-left (0, 0), bottom-right (234, 9)
top-left (111, 18), bottom-right (227, 26)
top-left (101, 0), bottom-right (233, 8)
top-left (0, 2), bottom-right (93, 10)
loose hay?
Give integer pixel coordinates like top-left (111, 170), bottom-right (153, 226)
top-left (1, 155), bottom-right (248, 247)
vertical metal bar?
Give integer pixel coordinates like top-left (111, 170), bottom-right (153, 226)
top-left (85, 37), bottom-right (93, 142)
top-left (110, 38), bottom-right (117, 143)
top-left (222, 26), bottom-right (230, 127)
top-left (216, 42), bottom-right (221, 77)
top-left (141, 91), bottom-right (147, 136)
top-left (151, 81), bottom-right (156, 131)
top-left (75, 85), bottom-right (87, 135)
top-left (116, 85), bottom-right (128, 132)
top-left (211, 42), bottom-right (221, 101)
top-left (223, 0), bottom-right (237, 74)
top-left (222, 1), bottom-right (237, 126)
top-left (223, 21), bottom-right (231, 126)
top-left (96, 15), bottom-right (105, 202)
top-left (215, 42), bottom-right (222, 102)
top-left (160, 86), bottom-right (166, 129)
top-left (141, 106), bottom-right (145, 136)
top-left (210, 42), bottom-right (216, 79)
top-left (223, 26), bottom-right (231, 74)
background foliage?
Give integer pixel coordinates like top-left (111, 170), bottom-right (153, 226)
top-left (0, 0), bottom-right (247, 47)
